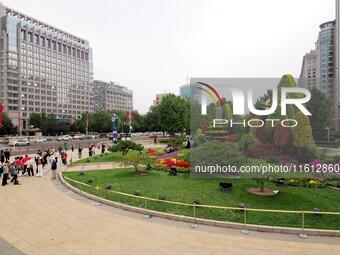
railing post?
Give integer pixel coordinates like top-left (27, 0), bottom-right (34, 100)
top-left (298, 211), bottom-right (308, 239)
top-left (92, 186), bottom-right (102, 206)
top-left (143, 197), bottom-right (152, 219)
top-left (191, 203), bottom-right (198, 228)
top-left (76, 183), bottom-right (83, 200)
top-left (240, 208), bottom-right (249, 235)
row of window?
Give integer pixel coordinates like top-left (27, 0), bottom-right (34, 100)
top-left (21, 30), bottom-right (89, 61)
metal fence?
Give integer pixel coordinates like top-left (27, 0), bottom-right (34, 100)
top-left (62, 175), bottom-right (340, 234)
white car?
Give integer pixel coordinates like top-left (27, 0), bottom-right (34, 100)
top-left (73, 134), bottom-right (83, 140)
top-left (8, 138), bottom-right (31, 146)
top-left (58, 135), bottom-right (72, 141)
top-left (33, 138), bottom-right (47, 143)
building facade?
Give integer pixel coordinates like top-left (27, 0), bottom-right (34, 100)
top-left (335, 0), bottom-right (340, 129)
top-left (0, 3), bottom-right (93, 129)
top-left (153, 93), bottom-right (169, 106)
top-left (299, 50), bottom-right (320, 91)
top-left (93, 80), bottom-right (133, 112)
top-left (318, 21), bottom-right (336, 100)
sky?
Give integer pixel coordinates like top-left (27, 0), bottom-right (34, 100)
top-left (6, 0), bottom-right (336, 113)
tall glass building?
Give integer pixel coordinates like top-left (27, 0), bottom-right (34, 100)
top-left (0, 3), bottom-right (93, 130)
top-left (318, 21), bottom-right (335, 100)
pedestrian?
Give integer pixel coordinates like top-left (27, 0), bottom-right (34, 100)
top-left (101, 144), bottom-right (105, 154)
top-left (50, 157), bottom-right (57, 180)
top-left (22, 155), bottom-right (30, 175)
top-left (92, 146), bottom-right (96, 156)
top-left (4, 149), bottom-right (10, 162)
top-left (0, 150), bottom-right (5, 164)
top-left (36, 157), bottom-right (43, 177)
top-left (78, 147), bottom-right (82, 158)
top-left (71, 144), bottom-right (75, 152)
top-left (62, 151), bottom-right (68, 165)
top-left (28, 158), bottom-right (34, 176)
top-left (88, 146), bottom-right (92, 157)
top-left (9, 163), bottom-right (19, 184)
top-left (2, 162), bottom-right (9, 186)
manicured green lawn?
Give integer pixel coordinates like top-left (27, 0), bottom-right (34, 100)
top-left (63, 169), bottom-right (340, 230)
top-left (74, 152), bottom-right (133, 164)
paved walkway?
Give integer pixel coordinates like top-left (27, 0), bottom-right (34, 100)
top-left (0, 147), bottom-right (340, 254)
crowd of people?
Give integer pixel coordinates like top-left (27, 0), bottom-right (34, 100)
top-left (1, 143), bottom-right (107, 187)
top-left (0, 147), bottom-right (64, 186)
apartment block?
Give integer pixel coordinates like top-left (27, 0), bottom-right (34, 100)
top-left (93, 80), bottom-right (133, 112)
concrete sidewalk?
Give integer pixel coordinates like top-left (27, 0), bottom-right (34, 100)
top-left (0, 144), bottom-right (340, 254)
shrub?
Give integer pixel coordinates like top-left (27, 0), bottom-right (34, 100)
top-left (194, 128), bottom-right (205, 146)
top-left (191, 142), bottom-right (248, 168)
top-left (159, 194), bottom-right (166, 200)
top-left (238, 134), bottom-right (259, 152)
top-left (246, 143), bottom-right (272, 158)
top-left (79, 171), bottom-right (85, 176)
top-left (108, 140), bottom-right (144, 155)
top-left (87, 177), bottom-right (94, 183)
top-left (105, 183), bottom-right (113, 190)
top-left (133, 190), bottom-right (141, 196)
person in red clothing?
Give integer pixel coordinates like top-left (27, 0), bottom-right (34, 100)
top-left (62, 151), bottom-right (68, 165)
top-left (22, 155), bottom-right (30, 175)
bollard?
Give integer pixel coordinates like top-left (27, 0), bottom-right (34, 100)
top-left (298, 211), bottom-right (308, 239)
top-left (143, 198), bottom-right (151, 219)
top-left (240, 208), bottom-right (249, 235)
top-left (191, 203), bottom-right (198, 228)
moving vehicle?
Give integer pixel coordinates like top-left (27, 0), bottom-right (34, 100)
top-left (8, 138), bottom-right (31, 146)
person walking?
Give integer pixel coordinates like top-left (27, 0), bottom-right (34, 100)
top-left (22, 155), bottom-right (30, 175)
top-left (36, 157), bottom-right (43, 177)
top-left (101, 144), bottom-right (106, 154)
top-left (78, 147), bottom-right (82, 158)
top-left (9, 163), bottom-right (19, 184)
top-left (61, 151), bottom-right (67, 165)
top-left (50, 157), bottom-right (57, 180)
top-left (71, 144), bottom-right (75, 152)
top-left (1, 162), bottom-right (9, 186)
top-left (27, 158), bottom-right (35, 177)
top-left (88, 146), bottom-right (92, 157)
top-left (0, 151), bottom-right (5, 164)
top-left (4, 149), bottom-right (10, 162)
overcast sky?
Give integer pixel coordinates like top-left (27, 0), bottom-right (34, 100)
top-left (7, 0), bottom-right (336, 113)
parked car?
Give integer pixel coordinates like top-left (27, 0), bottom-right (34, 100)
top-left (73, 134), bottom-right (85, 140)
top-left (32, 137), bottom-right (47, 143)
top-left (57, 135), bottom-right (72, 141)
top-left (8, 138), bottom-right (31, 146)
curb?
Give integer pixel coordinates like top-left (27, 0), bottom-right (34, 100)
top-left (58, 172), bottom-right (340, 237)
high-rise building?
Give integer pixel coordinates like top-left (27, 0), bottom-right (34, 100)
top-left (180, 84), bottom-right (191, 98)
top-left (318, 21), bottom-right (336, 100)
top-left (93, 80), bottom-right (133, 112)
top-left (0, 3), bottom-right (93, 130)
top-left (299, 49), bottom-right (320, 91)
top-left (335, 0), bottom-right (340, 129)
top-left (179, 84), bottom-right (202, 103)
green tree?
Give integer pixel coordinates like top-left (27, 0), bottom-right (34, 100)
top-left (121, 152), bottom-right (153, 173)
top-left (0, 112), bottom-right (17, 135)
top-left (238, 133), bottom-right (259, 152)
top-left (158, 94), bottom-right (189, 135)
top-left (305, 87), bottom-right (331, 140)
top-left (292, 112), bottom-right (315, 158)
top-left (28, 112), bottom-right (47, 129)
